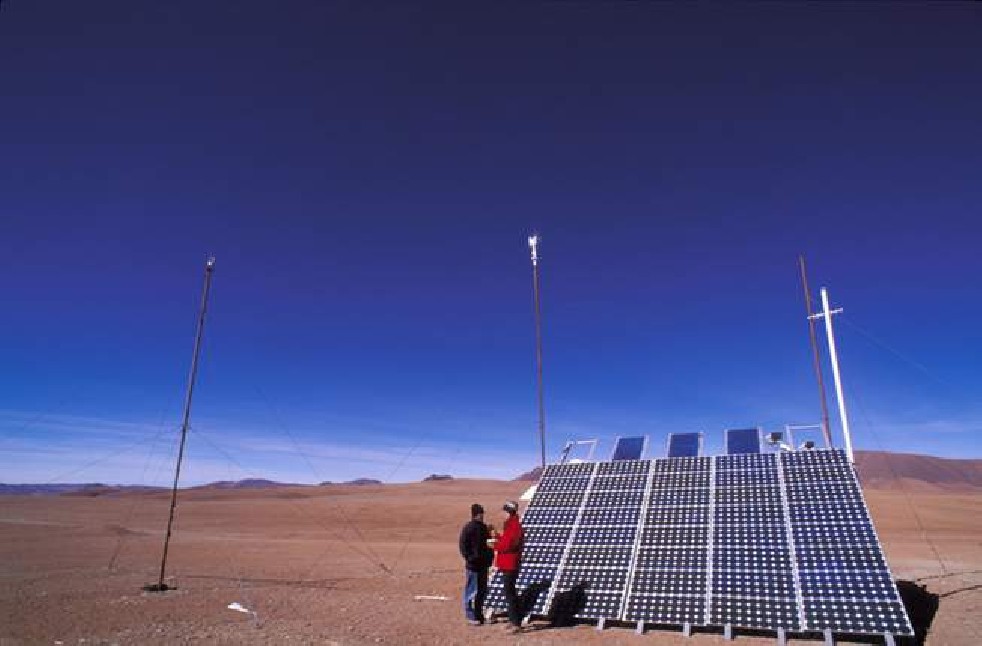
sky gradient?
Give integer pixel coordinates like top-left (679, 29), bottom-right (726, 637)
top-left (2, 2), bottom-right (981, 485)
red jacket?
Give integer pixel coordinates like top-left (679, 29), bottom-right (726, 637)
top-left (494, 514), bottom-right (524, 572)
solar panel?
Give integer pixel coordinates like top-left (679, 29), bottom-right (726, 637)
top-left (724, 428), bottom-right (761, 455)
top-left (611, 436), bottom-right (646, 461)
top-left (667, 432), bottom-right (701, 458)
top-left (484, 448), bottom-right (912, 639)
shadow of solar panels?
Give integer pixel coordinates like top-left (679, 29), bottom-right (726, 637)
top-left (485, 569), bottom-right (555, 616)
top-left (552, 586), bottom-right (623, 620)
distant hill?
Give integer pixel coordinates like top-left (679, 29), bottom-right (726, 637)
top-left (344, 478), bottom-right (382, 486)
top-left (513, 452), bottom-right (982, 491)
top-left (193, 478), bottom-right (304, 490)
top-left (0, 483), bottom-right (165, 496)
top-left (855, 451), bottom-right (982, 490)
top-left (514, 467), bottom-right (542, 482)
top-left (423, 474), bottom-right (453, 482)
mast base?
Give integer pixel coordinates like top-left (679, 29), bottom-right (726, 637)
top-left (142, 583), bottom-right (174, 593)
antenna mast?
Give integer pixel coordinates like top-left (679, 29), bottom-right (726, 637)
top-left (798, 256), bottom-right (833, 448)
top-left (145, 256), bottom-right (215, 592)
top-left (809, 287), bottom-right (855, 463)
top-left (528, 234), bottom-right (546, 470)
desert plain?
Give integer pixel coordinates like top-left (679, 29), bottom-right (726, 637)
top-left (1, 474), bottom-right (980, 645)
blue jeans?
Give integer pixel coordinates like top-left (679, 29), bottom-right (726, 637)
top-left (463, 568), bottom-right (488, 621)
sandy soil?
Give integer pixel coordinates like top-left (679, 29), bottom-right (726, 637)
top-left (1, 480), bottom-right (979, 645)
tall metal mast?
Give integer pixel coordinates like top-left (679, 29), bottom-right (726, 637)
top-left (798, 256), bottom-right (833, 448)
top-left (809, 287), bottom-right (855, 463)
top-left (528, 235), bottom-right (546, 470)
top-left (146, 256), bottom-right (215, 592)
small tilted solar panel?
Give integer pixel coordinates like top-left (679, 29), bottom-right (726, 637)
top-left (611, 436), bottom-right (646, 461)
top-left (484, 448), bottom-right (912, 640)
top-left (725, 428), bottom-right (761, 454)
top-left (666, 432), bottom-right (701, 458)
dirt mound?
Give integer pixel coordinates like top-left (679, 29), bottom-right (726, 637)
top-left (856, 451), bottom-right (982, 490)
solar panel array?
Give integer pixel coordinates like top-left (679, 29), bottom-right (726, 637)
top-left (484, 449), bottom-right (912, 638)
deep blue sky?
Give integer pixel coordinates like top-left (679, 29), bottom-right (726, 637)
top-left (2, 2), bottom-right (980, 484)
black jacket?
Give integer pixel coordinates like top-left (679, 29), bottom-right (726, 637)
top-left (458, 519), bottom-right (494, 571)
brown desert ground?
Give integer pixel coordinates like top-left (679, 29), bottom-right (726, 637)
top-left (1, 473), bottom-right (980, 645)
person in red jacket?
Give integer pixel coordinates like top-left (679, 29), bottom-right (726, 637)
top-left (493, 500), bottom-right (524, 633)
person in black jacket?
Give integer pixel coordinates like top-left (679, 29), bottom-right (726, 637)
top-left (458, 503), bottom-right (494, 625)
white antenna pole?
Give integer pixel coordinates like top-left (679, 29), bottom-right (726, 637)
top-left (528, 234), bottom-right (546, 470)
top-left (817, 287), bottom-right (854, 463)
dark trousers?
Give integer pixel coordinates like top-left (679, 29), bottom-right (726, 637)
top-left (502, 570), bottom-right (521, 626)
top-left (463, 568), bottom-right (488, 621)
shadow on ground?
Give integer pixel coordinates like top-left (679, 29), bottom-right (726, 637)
top-left (897, 580), bottom-right (939, 646)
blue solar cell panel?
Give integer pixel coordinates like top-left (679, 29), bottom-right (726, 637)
top-left (667, 432), bottom-right (702, 458)
top-left (487, 448), bottom-right (911, 638)
top-left (522, 543), bottom-right (566, 564)
top-left (711, 571), bottom-right (796, 597)
top-left (714, 523), bottom-right (787, 545)
top-left (650, 470), bottom-right (710, 488)
top-left (803, 600), bottom-right (911, 634)
top-left (543, 462), bottom-right (595, 478)
top-left (714, 547), bottom-right (792, 571)
top-left (558, 567), bottom-right (629, 591)
top-left (585, 490), bottom-right (644, 507)
top-left (790, 503), bottom-right (870, 525)
top-left (710, 597), bottom-right (801, 631)
top-left (640, 525), bottom-right (708, 546)
top-left (572, 526), bottom-right (636, 546)
top-left (645, 506), bottom-right (709, 526)
top-left (524, 525), bottom-right (572, 544)
top-left (535, 476), bottom-right (591, 493)
top-left (716, 469), bottom-right (779, 487)
top-left (648, 487), bottom-right (710, 506)
top-left (715, 486), bottom-right (782, 506)
top-left (635, 547), bottom-right (707, 570)
top-left (625, 594), bottom-right (707, 624)
top-left (531, 491), bottom-right (588, 507)
top-left (567, 546), bottom-right (634, 568)
top-left (651, 456), bottom-right (711, 473)
top-left (611, 436), bottom-right (646, 461)
top-left (579, 507), bottom-right (640, 526)
top-left (598, 459), bottom-right (650, 476)
top-left (791, 522), bottom-right (877, 545)
top-left (592, 474), bottom-right (648, 490)
top-left (631, 570), bottom-right (706, 596)
top-left (523, 507), bottom-right (579, 526)
top-left (799, 570), bottom-right (898, 600)
top-left (714, 505), bottom-right (785, 525)
top-left (796, 544), bottom-right (887, 570)
top-left (724, 429), bottom-right (761, 455)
